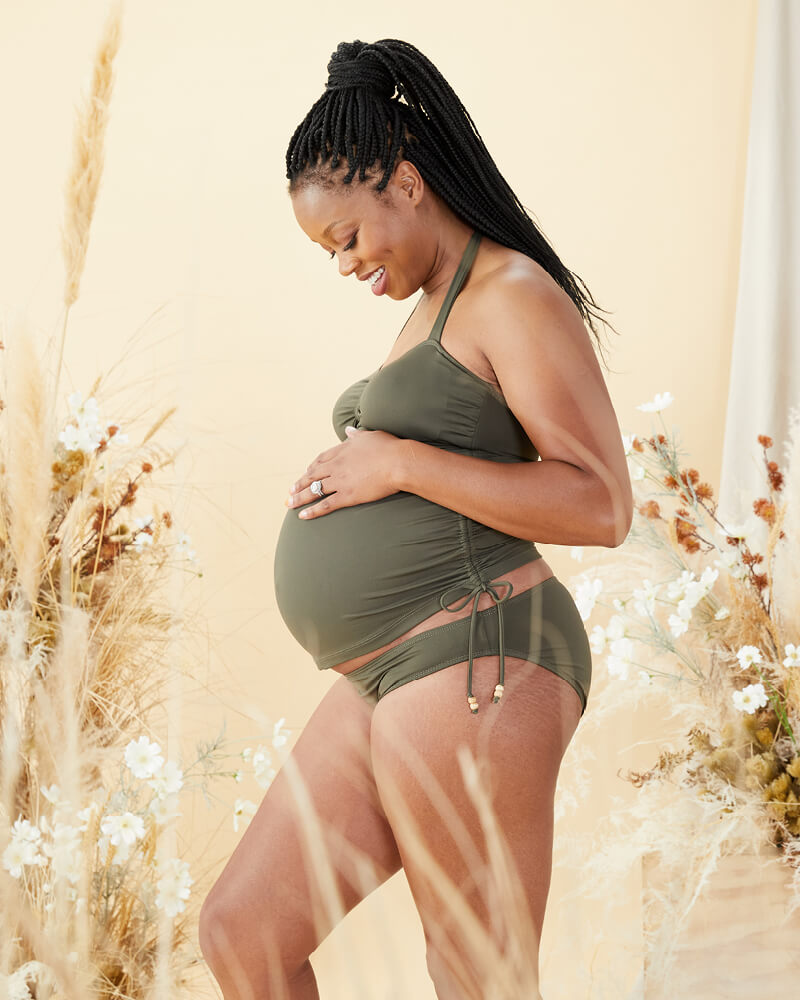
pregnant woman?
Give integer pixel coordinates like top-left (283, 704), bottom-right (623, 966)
top-left (200, 38), bottom-right (633, 1000)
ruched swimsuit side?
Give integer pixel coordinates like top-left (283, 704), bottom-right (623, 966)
top-left (273, 230), bottom-right (592, 715)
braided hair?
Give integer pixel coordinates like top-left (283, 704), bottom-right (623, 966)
top-left (286, 38), bottom-right (618, 368)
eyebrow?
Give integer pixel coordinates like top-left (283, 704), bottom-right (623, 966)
top-left (322, 220), bottom-right (345, 238)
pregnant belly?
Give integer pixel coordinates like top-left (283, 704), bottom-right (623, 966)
top-left (273, 491), bottom-right (537, 670)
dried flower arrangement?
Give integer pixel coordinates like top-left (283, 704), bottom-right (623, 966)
top-left (553, 390), bottom-right (800, 988)
top-left (0, 6), bottom-right (292, 997)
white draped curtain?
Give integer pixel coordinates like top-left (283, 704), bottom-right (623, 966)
top-left (719, 0), bottom-right (800, 525)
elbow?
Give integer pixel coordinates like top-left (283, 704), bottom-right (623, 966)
top-left (596, 479), bottom-right (634, 548)
top-left (605, 498), bottom-right (634, 547)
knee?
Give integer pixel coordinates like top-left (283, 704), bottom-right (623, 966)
top-left (198, 888), bottom-right (313, 994)
top-left (197, 891), bottom-right (239, 972)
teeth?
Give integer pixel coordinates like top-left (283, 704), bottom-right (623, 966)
top-left (368, 266), bottom-right (385, 286)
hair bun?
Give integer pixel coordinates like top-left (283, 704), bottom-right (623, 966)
top-left (325, 39), bottom-right (395, 99)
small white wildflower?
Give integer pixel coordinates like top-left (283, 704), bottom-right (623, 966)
top-left (272, 718), bottom-right (290, 750)
top-left (714, 548), bottom-right (749, 581)
top-left (232, 769), bottom-right (243, 782)
top-left (574, 577), bottom-right (603, 621)
top-left (242, 747), bottom-right (253, 761)
top-left (176, 532), bottom-right (197, 562)
top-left (233, 798), bottom-right (258, 833)
top-left (636, 391), bottom-right (674, 413)
top-left (76, 801), bottom-right (100, 831)
top-left (629, 461), bottom-right (646, 481)
top-left (40, 784), bottom-right (64, 806)
top-left (666, 569), bottom-right (695, 602)
top-left (147, 759), bottom-right (184, 798)
top-left (606, 636), bottom-right (634, 679)
top-left (589, 625), bottom-right (607, 655)
top-left (638, 669), bottom-right (654, 685)
top-left (41, 822), bottom-right (82, 885)
top-left (11, 818), bottom-right (42, 844)
top-left (148, 794), bottom-right (182, 826)
top-left (783, 643), bottom-right (800, 668)
top-left (132, 516), bottom-right (155, 551)
top-left (621, 432), bottom-right (635, 456)
top-left (589, 614), bottom-right (626, 654)
top-left (124, 736), bottom-right (165, 779)
top-left (132, 532), bottom-right (154, 552)
top-left (632, 579), bottom-right (660, 617)
top-left (100, 811), bottom-right (145, 849)
top-left (2, 838), bottom-right (45, 879)
top-left (667, 610), bottom-right (690, 638)
top-left (255, 767), bottom-right (276, 789)
top-left (732, 682), bottom-right (768, 714)
top-left (155, 856), bottom-right (193, 917)
top-left (699, 565), bottom-right (719, 590)
top-left (736, 645), bottom-right (763, 671)
top-left (677, 566), bottom-right (718, 612)
top-left (58, 391), bottom-right (104, 454)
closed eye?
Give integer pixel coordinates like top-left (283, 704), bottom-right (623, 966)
top-left (329, 231), bottom-right (358, 259)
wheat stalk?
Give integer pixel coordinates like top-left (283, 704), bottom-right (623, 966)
top-left (54, 0), bottom-right (123, 401)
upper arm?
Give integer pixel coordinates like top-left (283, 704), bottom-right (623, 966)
top-left (478, 273), bottom-right (633, 544)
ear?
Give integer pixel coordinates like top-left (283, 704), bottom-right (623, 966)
top-left (392, 160), bottom-right (424, 205)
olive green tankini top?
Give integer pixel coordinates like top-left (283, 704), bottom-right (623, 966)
top-left (273, 231), bottom-right (542, 680)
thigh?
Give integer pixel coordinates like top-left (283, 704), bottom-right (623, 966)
top-left (369, 654), bottom-right (582, 999)
top-left (200, 675), bottom-right (402, 973)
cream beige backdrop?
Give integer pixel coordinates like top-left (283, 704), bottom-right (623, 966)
top-left (0, 0), bottom-right (758, 996)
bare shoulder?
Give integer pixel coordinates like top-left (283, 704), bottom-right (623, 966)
top-left (465, 237), bottom-right (597, 374)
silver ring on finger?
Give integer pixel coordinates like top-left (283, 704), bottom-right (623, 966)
top-left (310, 479), bottom-right (326, 498)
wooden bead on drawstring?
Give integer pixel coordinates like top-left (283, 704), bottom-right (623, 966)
top-left (467, 695), bottom-right (479, 714)
top-left (493, 683), bottom-right (505, 703)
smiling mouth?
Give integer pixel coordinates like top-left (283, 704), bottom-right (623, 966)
top-left (365, 265), bottom-right (385, 287)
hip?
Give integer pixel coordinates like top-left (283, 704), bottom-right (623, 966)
top-left (331, 556), bottom-right (555, 675)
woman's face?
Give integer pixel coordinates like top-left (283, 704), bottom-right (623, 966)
top-left (290, 161), bottom-right (429, 301)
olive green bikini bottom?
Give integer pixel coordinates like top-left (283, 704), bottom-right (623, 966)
top-left (342, 575), bottom-right (592, 716)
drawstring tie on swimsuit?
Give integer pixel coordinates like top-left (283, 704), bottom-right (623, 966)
top-left (439, 577), bottom-right (515, 714)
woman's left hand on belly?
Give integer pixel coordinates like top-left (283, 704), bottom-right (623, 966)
top-left (287, 426), bottom-right (406, 519)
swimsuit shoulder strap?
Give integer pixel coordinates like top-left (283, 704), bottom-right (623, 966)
top-left (428, 230), bottom-right (482, 344)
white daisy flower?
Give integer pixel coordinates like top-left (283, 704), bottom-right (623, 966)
top-left (574, 577), bottom-right (603, 621)
top-left (148, 794), bottom-right (182, 826)
top-left (233, 798), bottom-right (258, 833)
top-left (636, 391), bottom-right (674, 413)
top-left (736, 645), bottom-right (763, 671)
top-left (783, 643), bottom-right (800, 668)
top-left (176, 532), bottom-right (197, 562)
top-left (632, 579), bottom-right (660, 617)
top-left (100, 812), bottom-right (145, 848)
top-left (124, 736), bottom-right (165, 779)
top-left (732, 682), bottom-right (768, 714)
top-left (155, 856), bottom-right (193, 917)
top-left (607, 636), bottom-right (634, 679)
top-left (147, 759), bottom-right (184, 798)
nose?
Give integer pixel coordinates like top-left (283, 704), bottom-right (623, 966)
top-left (338, 254), bottom-right (358, 278)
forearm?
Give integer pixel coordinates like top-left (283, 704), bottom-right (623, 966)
top-left (392, 438), bottom-right (616, 548)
